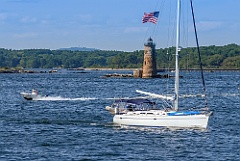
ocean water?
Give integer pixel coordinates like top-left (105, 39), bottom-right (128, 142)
top-left (0, 70), bottom-right (239, 161)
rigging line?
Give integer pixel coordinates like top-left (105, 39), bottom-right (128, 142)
top-left (170, 1), bottom-right (177, 55)
top-left (182, 0), bottom-right (188, 48)
top-left (166, 0), bottom-right (173, 74)
top-left (186, 2), bottom-right (189, 71)
top-left (190, 0), bottom-right (208, 107)
top-left (181, 1), bottom-right (190, 95)
top-left (152, 0), bottom-right (166, 41)
top-left (153, 0), bottom-right (169, 97)
top-left (166, 0), bottom-right (172, 49)
top-left (143, 22), bottom-right (152, 45)
top-left (165, 0), bottom-right (172, 75)
top-left (165, 0), bottom-right (175, 72)
top-left (142, 0), bottom-right (161, 45)
top-left (154, 0), bottom-right (160, 12)
top-left (186, 1), bottom-right (189, 49)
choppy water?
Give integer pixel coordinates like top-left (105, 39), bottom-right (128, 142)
top-left (0, 70), bottom-right (239, 161)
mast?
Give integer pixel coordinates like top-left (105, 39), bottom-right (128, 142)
top-left (174, 0), bottom-right (180, 111)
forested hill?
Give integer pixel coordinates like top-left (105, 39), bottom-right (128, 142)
top-left (0, 43), bottom-right (239, 69)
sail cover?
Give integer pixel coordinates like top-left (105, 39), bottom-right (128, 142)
top-left (114, 98), bottom-right (154, 105)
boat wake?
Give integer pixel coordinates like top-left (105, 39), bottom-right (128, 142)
top-left (30, 96), bottom-right (149, 101)
top-left (26, 92), bottom-right (240, 101)
top-left (32, 96), bottom-right (98, 101)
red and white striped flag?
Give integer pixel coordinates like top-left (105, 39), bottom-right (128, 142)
top-left (142, 11), bottom-right (159, 24)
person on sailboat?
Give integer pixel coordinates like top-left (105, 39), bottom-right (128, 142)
top-left (126, 104), bottom-right (134, 111)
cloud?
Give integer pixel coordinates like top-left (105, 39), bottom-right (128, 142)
top-left (196, 21), bottom-right (223, 31)
top-left (20, 16), bottom-right (37, 23)
top-left (124, 27), bottom-right (147, 33)
top-left (0, 13), bottom-right (8, 21)
top-left (0, 12), bottom-right (17, 21)
top-left (0, 12), bottom-right (19, 25)
top-left (14, 32), bottom-right (38, 38)
top-left (78, 14), bottom-right (92, 21)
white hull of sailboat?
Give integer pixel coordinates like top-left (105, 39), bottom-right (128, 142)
top-left (113, 113), bottom-right (210, 129)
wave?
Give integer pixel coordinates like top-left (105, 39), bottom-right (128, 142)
top-left (179, 94), bottom-right (205, 98)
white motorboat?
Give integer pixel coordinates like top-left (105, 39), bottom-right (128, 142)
top-left (20, 89), bottom-right (46, 100)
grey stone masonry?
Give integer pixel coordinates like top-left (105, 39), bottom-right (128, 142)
top-left (142, 37), bottom-right (157, 78)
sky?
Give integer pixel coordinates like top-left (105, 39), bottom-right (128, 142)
top-left (0, 0), bottom-right (240, 51)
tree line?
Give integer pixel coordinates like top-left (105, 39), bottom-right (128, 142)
top-left (0, 43), bottom-right (239, 69)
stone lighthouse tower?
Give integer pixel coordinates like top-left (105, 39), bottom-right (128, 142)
top-left (142, 37), bottom-right (157, 78)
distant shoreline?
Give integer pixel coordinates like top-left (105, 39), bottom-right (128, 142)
top-left (0, 67), bottom-right (239, 74)
top-left (85, 68), bottom-right (240, 71)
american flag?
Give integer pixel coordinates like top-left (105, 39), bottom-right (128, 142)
top-left (142, 11), bottom-right (159, 24)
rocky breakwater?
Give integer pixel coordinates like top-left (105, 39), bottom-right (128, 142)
top-left (0, 68), bottom-right (57, 74)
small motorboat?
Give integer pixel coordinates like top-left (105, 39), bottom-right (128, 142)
top-left (20, 89), bottom-right (43, 100)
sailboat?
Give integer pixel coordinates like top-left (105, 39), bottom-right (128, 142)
top-left (106, 0), bottom-right (212, 128)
